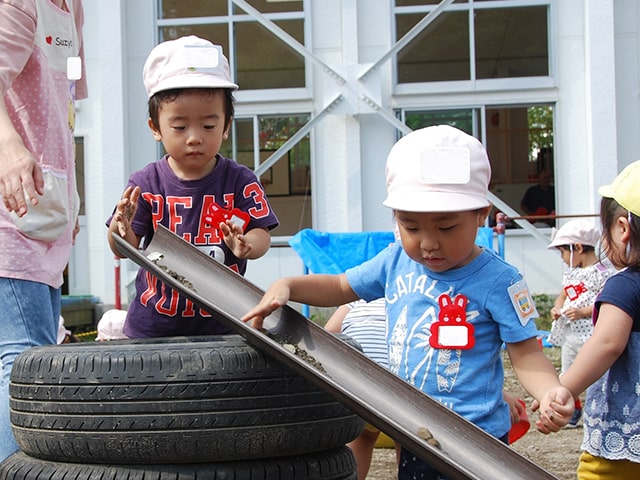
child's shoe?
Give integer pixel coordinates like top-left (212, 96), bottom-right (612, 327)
top-left (566, 407), bottom-right (582, 428)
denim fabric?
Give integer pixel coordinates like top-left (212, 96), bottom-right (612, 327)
top-left (0, 278), bottom-right (59, 462)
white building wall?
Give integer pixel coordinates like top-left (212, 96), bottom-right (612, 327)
top-left (614, 0), bottom-right (640, 168)
top-left (73, 0), bottom-right (638, 306)
top-left (72, 0), bottom-right (128, 301)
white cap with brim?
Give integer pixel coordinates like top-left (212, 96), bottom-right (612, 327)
top-left (143, 35), bottom-right (238, 98)
top-left (547, 219), bottom-right (601, 249)
top-left (383, 125), bottom-right (491, 212)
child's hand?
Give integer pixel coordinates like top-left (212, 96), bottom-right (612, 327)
top-left (550, 307), bottom-right (561, 320)
top-left (241, 280), bottom-right (291, 330)
top-left (503, 392), bottom-right (525, 426)
top-left (113, 186), bottom-right (140, 237)
top-left (563, 308), bottom-right (581, 321)
top-left (219, 220), bottom-right (253, 258)
top-left (531, 387), bottom-right (574, 433)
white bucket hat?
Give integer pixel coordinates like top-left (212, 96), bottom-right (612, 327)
top-left (143, 35), bottom-right (238, 98)
top-left (383, 125), bottom-right (491, 212)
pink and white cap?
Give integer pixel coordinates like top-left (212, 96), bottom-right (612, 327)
top-left (143, 35), bottom-right (238, 98)
top-left (383, 125), bottom-right (491, 212)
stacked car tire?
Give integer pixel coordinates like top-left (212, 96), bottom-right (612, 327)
top-left (0, 335), bottom-right (362, 479)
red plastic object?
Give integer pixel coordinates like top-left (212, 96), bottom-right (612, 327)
top-left (508, 399), bottom-right (530, 444)
top-left (205, 202), bottom-right (250, 233)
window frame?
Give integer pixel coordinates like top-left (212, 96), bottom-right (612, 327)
top-left (155, 0), bottom-right (313, 102)
top-left (392, 0), bottom-right (557, 96)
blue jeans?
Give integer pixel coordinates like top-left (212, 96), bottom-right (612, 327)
top-left (398, 433), bottom-right (509, 480)
top-left (0, 278), bottom-right (59, 462)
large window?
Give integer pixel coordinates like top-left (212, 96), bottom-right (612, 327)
top-left (394, 1), bottom-right (550, 84)
top-left (157, 0), bottom-right (306, 90)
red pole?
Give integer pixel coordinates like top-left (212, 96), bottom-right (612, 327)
top-left (114, 255), bottom-right (121, 310)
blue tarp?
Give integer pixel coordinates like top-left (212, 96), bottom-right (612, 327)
top-left (289, 227), bottom-right (497, 275)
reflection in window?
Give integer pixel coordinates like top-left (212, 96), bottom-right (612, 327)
top-left (233, 0), bottom-right (303, 14)
top-left (234, 20), bottom-right (305, 89)
top-left (159, 0), bottom-right (226, 18)
top-left (396, 11), bottom-right (470, 83)
top-left (160, 0), bottom-right (302, 18)
top-left (395, 2), bottom-right (550, 83)
top-left (403, 105), bottom-right (554, 217)
top-left (222, 115), bottom-right (312, 236)
top-left (404, 109), bottom-right (474, 135)
top-left (475, 7), bottom-right (548, 78)
top-left (160, 24), bottom-right (228, 52)
top-left (158, 0), bottom-right (306, 90)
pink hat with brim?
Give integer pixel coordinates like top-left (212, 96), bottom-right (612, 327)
top-left (383, 125), bottom-right (491, 212)
top-left (143, 35), bottom-right (238, 98)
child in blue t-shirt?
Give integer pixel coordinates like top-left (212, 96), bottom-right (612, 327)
top-left (243, 125), bottom-right (573, 480)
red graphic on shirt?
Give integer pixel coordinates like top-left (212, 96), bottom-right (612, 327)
top-left (564, 282), bottom-right (587, 301)
top-left (204, 201), bottom-right (250, 234)
top-left (430, 293), bottom-right (475, 350)
top-left (46, 35), bottom-right (52, 45)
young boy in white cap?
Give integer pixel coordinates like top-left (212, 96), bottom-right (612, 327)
top-left (547, 220), bottom-right (615, 427)
top-left (243, 125), bottom-right (574, 479)
top-left (107, 36), bottom-right (278, 339)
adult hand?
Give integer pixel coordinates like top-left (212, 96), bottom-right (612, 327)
top-left (0, 140), bottom-right (44, 217)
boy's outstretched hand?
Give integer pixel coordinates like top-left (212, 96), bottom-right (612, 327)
top-left (241, 279), bottom-right (292, 330)
top-left (531, 387), bottom-right (574, 433)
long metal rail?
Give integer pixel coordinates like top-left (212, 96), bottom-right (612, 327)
top-left (113, 226), bottom-right (559, 480)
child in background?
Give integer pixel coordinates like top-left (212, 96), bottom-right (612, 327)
top-left (108, 36), bottom-right (278, 338)
top-left (325, 298), bottom-right (397, 480)
top-left (95, 309), bottom-right (128, 341)
top-left (56, 316), bottom-right (77, 344)
top-left (547, 220), bottom-right (615, 428)
top-left (559, 161), bottom-right (640, 478)
top-left (243, 125), bottom-right (573, 480)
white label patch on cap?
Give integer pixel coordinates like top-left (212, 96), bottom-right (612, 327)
top-left (183, 44), bottom-right (221, 72)
top-left (419, 147), bottom-right (471, 184)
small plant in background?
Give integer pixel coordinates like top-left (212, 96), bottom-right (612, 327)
top-left (533, 293), bottom-right (556, 332)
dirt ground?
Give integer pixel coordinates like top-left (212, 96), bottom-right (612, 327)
top-left (366, 347), bottom-right (582, 480)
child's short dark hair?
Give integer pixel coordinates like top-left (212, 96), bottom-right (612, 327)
top-left (148, 88), bottom-right (235, 132)
top-left (557, 244), bottom-right (595, 253)
top-left (600, 196), bottom-right (640, 267)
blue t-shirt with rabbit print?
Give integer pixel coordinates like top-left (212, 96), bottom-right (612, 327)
top-left (346, 243), bottom-right (539, 439)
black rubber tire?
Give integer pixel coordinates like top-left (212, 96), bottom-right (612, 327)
top-left (0, 448), bottom-right (357, 480)
top-left (9, 335), bottom-right (363, 464)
